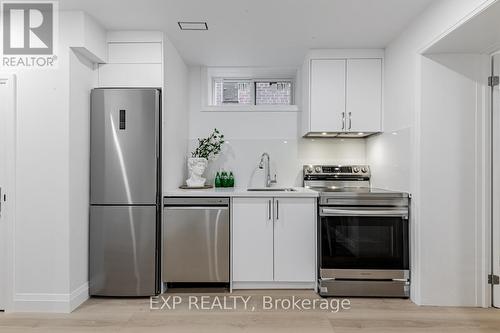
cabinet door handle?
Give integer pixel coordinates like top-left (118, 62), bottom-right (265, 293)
top-left (276, 200), bottom-right (279, 220)
top-left (348, 112), bottom-right (352, 130)
top-left (268, 200), bottom-right (272, 220)
top-left (341, 112), bottom-right (345, 130)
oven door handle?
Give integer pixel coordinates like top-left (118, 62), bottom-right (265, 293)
top-left (320, 208), bottom-right (408, 218)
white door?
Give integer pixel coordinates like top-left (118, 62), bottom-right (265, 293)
top-left (232, 197), bottom-right (274, 282)
top-left (346, 58), bottom-right (382, 133)
top-left (493, 54), bottom-right (500, 308)
top-left (310, 59), bottom-right (346, 133)
top-left (273, 198), bottom-right (316, 282)
top-left (0, 75), bottom-right (15, 311)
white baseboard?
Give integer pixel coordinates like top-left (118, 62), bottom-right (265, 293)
top-left (69, 282), bottom-right (89, 312)
top-left (232, 281), bottom-right (315, 290)
top-left (12, 282), bottom-right (89, 313)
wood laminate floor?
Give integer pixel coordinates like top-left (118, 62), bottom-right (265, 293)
top-left (0, 290), bottom-right (499, 332)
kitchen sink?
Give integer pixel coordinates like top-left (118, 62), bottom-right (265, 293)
top-left (247, 188), bottom-right (297, 192)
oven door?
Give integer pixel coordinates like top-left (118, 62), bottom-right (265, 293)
top-left (319, 206), bottom-right (409, 280)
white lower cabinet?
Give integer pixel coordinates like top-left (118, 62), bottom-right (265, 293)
top-left (232, 197), bottom-right (274, 282)
top-left (273, 198), bottom-right (316, 282)
top-left (232, 197), bottom-right (316, 286)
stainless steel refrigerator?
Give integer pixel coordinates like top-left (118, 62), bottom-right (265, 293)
top-left (89, 88), bottom-right (161, 296)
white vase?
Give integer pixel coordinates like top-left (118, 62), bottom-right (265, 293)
top-left (186, 157), bottom-right (208, 187)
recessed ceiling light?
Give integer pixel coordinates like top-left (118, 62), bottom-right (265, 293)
top-left (357, 132), bottom-right (364, 136)
top-left (322, 132), bottom-right (327, 136)
top-left (178, 22), bottom-right (208, 31)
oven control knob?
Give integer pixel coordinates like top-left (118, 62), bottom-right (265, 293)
top-left (361, 167), bottom-right (368, 173)
top-left (315, 167), bottom-right (322, 173)
top-left (353, 167), bottom-right (360, 173)
top-left (306, 166), bottom-right (313, 173)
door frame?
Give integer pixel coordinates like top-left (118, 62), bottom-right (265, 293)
top-left (0, 74), bottom-right (16, 312)
top-left (491, 53), bottom-right (500, 308)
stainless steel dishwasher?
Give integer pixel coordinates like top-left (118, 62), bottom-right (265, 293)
top-left (163, 197), bottom-right (229, 287)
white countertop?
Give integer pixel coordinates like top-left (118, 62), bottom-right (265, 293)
top-left (164, 187), bottom-right (319, 198)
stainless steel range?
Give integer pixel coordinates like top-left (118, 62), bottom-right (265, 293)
top-left (304, 165), bottom-right (410, 298)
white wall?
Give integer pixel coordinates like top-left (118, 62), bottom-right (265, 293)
top-left (2, 11), bottom-right (105, 313)
top-left (68, 50), bottom-right (98, 302)
top-left (188, 66), bottom-right (366, 188)
top-left (420, 54), bottom-right (487, 306)
top-left (12, 12), bottom-right (76, 312)
top-left (71, 12), bottom-right (107, 63)
top-left (81, 14), bottom-right (107, 62)
top-left (163, 38), bottom-right (189, 190)
top-left (367, 0), bottom-right (496, 306)
top-left (368, 0), bottom-right (496, 191)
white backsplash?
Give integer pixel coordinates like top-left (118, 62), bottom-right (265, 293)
top-left (367, 127), bottom-right (412, 192)
top-left (187, 138), bottom-right (367, 188)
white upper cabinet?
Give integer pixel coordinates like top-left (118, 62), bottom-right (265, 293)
top-left (98, 39), bottom-right (163, 88)
top-left (346, 59), bottom-right (382, 133)
top-left (107, 42), bottom-right (162, 64)
top-left (310, 59), bottom-right (346, 133)
top-left (301, 50), bottom-right (384, 137)
top-left (98, 63), bottom-right (162, 87)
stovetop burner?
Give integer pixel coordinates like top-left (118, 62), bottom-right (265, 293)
top-left (303, 165), bottom-right (409, 198)
top-left (308, 186), bottom-right (408, 199)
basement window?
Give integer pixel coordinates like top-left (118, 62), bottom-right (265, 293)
top-left (214, 79), bottom-right (253, 105)
top-left (213, 78), bottom-right (294, 106)
top-left (255, 81), bottom-right (293, 105)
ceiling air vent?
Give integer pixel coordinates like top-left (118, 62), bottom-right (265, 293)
top-left (178, 22), bottom-right (208, 30)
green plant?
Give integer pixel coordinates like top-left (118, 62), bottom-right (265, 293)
top-left (191, 128), bottom-right (225, 160)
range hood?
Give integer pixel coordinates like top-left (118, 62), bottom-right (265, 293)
top-left (303, 132), bottom-right (377, 138)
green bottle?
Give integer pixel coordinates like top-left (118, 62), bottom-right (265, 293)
top-left (221, 171), bottom-right (228, 187)
top-left (228, 171), bottom-right (235, 188)
top-left (214, 171), bottom-right (221, 188)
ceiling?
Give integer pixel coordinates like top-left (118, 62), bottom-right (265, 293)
top-left (60, 0), bottom-right (436, 66)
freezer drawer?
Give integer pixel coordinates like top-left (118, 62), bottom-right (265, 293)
top-left (89, 206), bottom-right (157, 296)
top-left (90, 88), bottom-right (160, 205)
top-left (163, 204), bottom-right (229, 283)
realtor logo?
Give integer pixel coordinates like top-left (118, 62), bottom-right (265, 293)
top-left (1, 1), bottom-right (58, 68)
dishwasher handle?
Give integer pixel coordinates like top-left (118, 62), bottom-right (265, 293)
top-left (164, 197), bottom-right (229, 206)
top-left (165, 206), bottom-right (228, 210)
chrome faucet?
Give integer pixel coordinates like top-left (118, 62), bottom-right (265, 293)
top-left (259, 152), bottom-right (277, 187)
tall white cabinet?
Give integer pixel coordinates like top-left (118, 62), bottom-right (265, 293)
top-left (301, 49), bottom-right (383, 137)
top-left (232, 197), bottom-right (316, 288)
